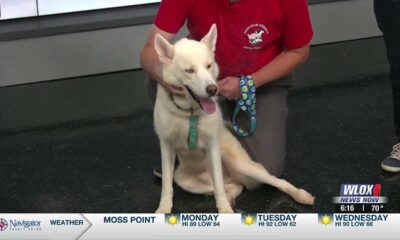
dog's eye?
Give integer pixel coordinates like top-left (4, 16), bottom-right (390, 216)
top-left (206, 63), bottom-right (212, 69)
top-left (185, 68), bottom-right (195, 74)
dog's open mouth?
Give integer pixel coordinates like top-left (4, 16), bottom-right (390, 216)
top-left (185, 86), bottom-right (216, 114)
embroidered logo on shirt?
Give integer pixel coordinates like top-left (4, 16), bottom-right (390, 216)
top-left (244, 23), bottom-right (269, 49)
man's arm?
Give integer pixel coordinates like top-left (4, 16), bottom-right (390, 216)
top-left (252, 44), bottom-right (310, 88)
top-left (218, 44), bottom-right (310, 100)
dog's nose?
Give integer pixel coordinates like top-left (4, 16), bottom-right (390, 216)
top-left (206, 84), bottom-right (218, 96)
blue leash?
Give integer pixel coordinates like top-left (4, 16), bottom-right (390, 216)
top-left (232, 75), bottom-right (257, 137)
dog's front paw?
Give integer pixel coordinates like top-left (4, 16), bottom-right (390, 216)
top-left (293, 189), bottom-right (315, 205)
top-left (217, 204), bottom-right (234, 213)
top-left (155, 206), bottom-right (172, 213)
top-left (155, 202), bottom-right (173, 213)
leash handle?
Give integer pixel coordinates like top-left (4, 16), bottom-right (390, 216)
top-left (232, 75), bottom-right (257, 137)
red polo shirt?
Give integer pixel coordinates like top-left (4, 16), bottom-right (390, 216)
top-left (154, 0), bottom-right (313, 80)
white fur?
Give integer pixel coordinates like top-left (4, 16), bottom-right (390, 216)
top-left (153, 24), bottom-right (315, 213)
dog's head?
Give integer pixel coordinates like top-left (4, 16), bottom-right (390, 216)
top-left (154, 24), bottom-right (219, 114)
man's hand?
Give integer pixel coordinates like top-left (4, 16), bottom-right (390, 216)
top-left (217, 76), bottom-right (241, 100)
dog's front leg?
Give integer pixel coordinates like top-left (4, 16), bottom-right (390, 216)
top-left (156, 140), bottom-right (176, 213)
top-left (208, 140), bottom-right (234, 213)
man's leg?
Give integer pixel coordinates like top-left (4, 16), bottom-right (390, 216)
top-left (226, 87), bottom-right (288, 177)
top-left (374, 0), bottom-right (400, 172)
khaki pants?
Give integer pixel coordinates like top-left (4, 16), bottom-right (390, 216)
top-left (146, 78), bottom-right (288, 177)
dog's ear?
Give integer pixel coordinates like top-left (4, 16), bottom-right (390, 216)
top-left (200, 24), bottom-right (217, 53)
top-left (154, 34), bottom-right (174, 63)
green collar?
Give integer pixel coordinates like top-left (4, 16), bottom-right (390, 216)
top-left (188, 115), bottom-right (199, 149)
top-left (170, 95), bottom-right (199, 149)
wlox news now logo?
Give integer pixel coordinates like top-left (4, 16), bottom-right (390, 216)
top-left (341, 184), bottom-right (381, 196)
top-left (333, 184), bottom-right (387, 204)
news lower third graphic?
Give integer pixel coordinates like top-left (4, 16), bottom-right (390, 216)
top-left (333, 183), bottom-right (388, 213)
top-left (0, 213), bottom-right (399, 239)
top-left (0, 184), bottom-right (396, 240)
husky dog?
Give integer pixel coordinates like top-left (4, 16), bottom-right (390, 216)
top-left (153, 24), bottom-right (314, 213)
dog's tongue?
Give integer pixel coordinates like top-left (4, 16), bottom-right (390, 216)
top-left (199, 98), bottom-right (216, 114)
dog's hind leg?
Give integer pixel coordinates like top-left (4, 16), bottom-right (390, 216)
top-left (197, 170), bottom-right (243, 205)
top-left (156, 140), bottom-right (176, 213)
top-left (174, 166), bottom-right (214, 194)
top-left (233, 159), bottom-right (314, 205)
top-left (175, 166), bottom-right (242, 206)
top-left (224, 183), bottom-right (243, 206)
top-left (221, 131), bottom-right (314, 205)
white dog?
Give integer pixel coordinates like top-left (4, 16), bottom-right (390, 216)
top-left (153, 24), bottom-right (314, 213)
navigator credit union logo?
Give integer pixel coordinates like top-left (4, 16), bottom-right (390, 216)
top-left (0, 218), bottom-right (8, 231)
